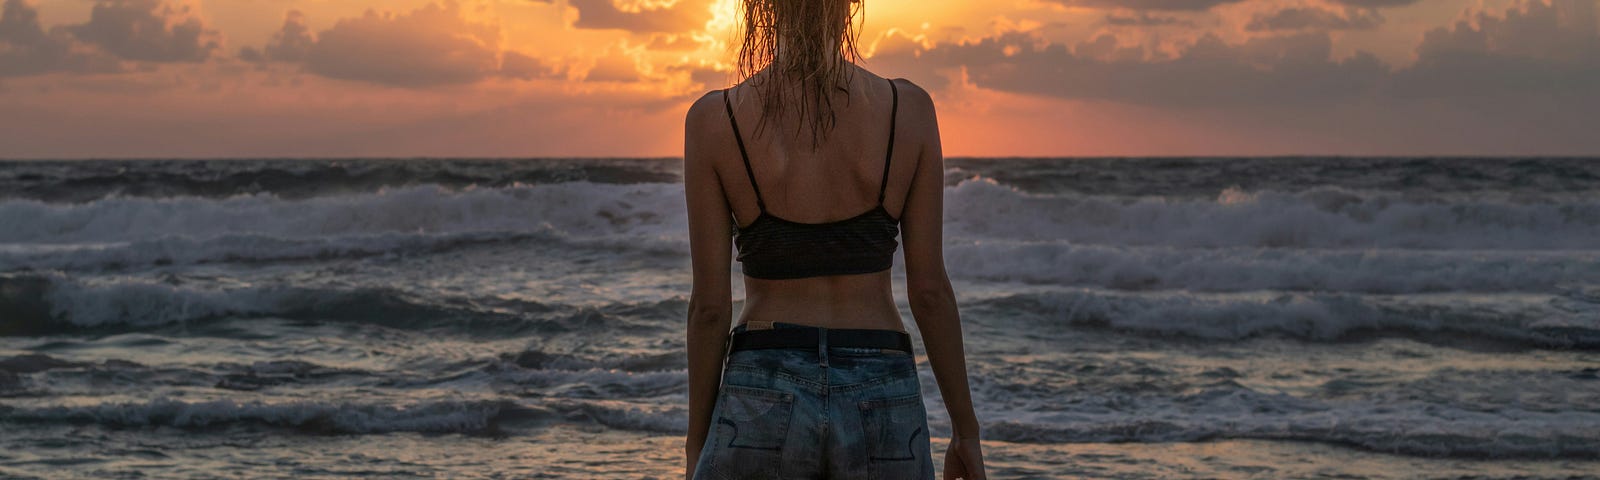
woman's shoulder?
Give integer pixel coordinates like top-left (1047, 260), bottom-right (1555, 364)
top-left (687, 88), bottom-right (726, 115)
top-left (684, 89), bottom-right (731, 136)
top-left (886, 77), bottom-right (935, 115)
top-left (683, 89), bottom-right (733, 172)
top-left (880, 77), bottom-right (938, 145)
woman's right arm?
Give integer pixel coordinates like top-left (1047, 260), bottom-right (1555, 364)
top-left (683, 92), bottom-right (735, 479)
top-left (895, 80), bottom-right (985, 479)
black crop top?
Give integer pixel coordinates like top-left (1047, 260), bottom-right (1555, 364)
top-left (723, 78), bottom-right (902, 280)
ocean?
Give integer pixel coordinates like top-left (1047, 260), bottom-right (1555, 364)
top-left (0, 157), bottom-right (1597, 479)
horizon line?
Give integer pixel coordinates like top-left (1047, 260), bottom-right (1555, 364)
top-left (4, 155), bottom-right (1599, 161)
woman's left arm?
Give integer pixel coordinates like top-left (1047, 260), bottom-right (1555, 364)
top-left (682, 92), bottom-right (734, 478)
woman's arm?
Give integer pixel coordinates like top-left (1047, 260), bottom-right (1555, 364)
top-left (895, 80), bottom-right (985, 479)
top-left (682, 92), bottom-right (735, 478)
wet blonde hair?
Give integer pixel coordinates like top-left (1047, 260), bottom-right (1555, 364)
top-left (735, 0), bottom-right (864, 150)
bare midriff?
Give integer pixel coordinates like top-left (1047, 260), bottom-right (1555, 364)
top-left (736, 270), bottom-right (905, 332)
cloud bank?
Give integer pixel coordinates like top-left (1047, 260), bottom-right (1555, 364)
top-left (0, 0), bottom-right (212, 76)
top-left (68, 0), bottom-right (217, 62)
top-left (240, 3), bottom-right (558, 87)
top-left (567, 0), bottom-right (712, 32)
top-left (873, 0), bottom-right (1600, 109)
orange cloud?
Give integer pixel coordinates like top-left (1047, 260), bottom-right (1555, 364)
top-left (1328, 0), bottom-right (1419, 7)
top-left (240, 3), bottom-right (559, 87)
top-left (583, 45), bottom-right (643, 82)
top-left (1, 0), bottom-right (212, 76)
top-left (1246, 6), bottom-right (1385, 32)
top-left (67, 0), bottom-right (217, 62)
top-left (239, 10), bottom-right (311, 62)
top-left (1042, 0), bottom-right (1248, 12)
top-left (565, 0), bottom-right (713, 32)
top-left (0, 0), bottom-right (121, 76)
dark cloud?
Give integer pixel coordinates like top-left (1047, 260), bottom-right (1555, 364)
top-left (0, 0), bottom-right (120, 76)
top-left (667, 63), bottom-right (729, 88)
top-left (873, 30), bottom-right (1386, 107)
top-left (243, 4), bottom-right (576, 87)
top-left (1415, 0), bottom-right (1597, 63)
top-left (873, 0), bottom-right (1600, 108)
top-left (1042, 0), bottom-right (1246, 11)
top-left (304, 3), bottom-right (499, 87)
top-left (240, 10), bottom-right (313, 63)
top-left (1326, 0), bottom-right (1420, 8)
top-left (0, 0), bottom-right (45, 45)
top-left (1073, 33), bottom-right (1154, 62)
top-left (1246, 7), bottom-right (1384, 32)
top-left (500, 50), bottom-right (559, 80)
top-left (262, 10), bottom-right (313, 62)
top-left (1104, 12), bottom-right (1195, 27)
top-left (68, 0), bottom-right (218, 62)
top-left (566, 0), bottom-right (710, 32)
top-left (1396, 0), bottom-right (1600, 99)
top-left (242, 4), bottom-right (557, 87)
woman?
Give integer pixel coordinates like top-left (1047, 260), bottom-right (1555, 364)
top-left (682, 0), bottom-right (984, 479)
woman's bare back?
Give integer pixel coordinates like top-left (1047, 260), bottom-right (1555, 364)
top-left (704, 66), bottom-right (932, 332)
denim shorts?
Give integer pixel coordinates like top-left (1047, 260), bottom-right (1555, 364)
top-left (692, 322), bottom-right (934, 480)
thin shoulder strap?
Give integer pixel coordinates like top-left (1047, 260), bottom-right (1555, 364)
top-left (878, 78), bottom-right (900, 205)
top-left (723, 88), bottom-right (766, 212)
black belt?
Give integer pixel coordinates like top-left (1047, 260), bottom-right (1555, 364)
top-left (728, 326), bottom-right (913, 354)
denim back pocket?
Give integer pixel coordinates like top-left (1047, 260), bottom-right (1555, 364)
top-left (858, 393), bottom-right (931, 480)
top-left (704, 384), bottom-right (794, 479)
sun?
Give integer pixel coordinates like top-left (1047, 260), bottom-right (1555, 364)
top-left (703, 0), bottom-right (741, 50)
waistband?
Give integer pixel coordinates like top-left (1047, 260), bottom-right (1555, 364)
top-left (728, 322), bottom-right (913, 354)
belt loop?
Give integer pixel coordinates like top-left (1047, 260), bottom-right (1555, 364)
top-left (817, 327), bottom-right (829, 368)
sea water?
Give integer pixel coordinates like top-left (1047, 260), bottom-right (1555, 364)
top-left (1, 158), bottom-right (1597, 479)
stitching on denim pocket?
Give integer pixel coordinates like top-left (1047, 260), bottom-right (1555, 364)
top-left (715, 385), bottom-right (794, 452)
top-left (859, 392), bottom-right (928, 470)
top-left (869, 426), bottom-right (923, 462)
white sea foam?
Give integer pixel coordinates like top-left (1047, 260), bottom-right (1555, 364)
top-left (0, 273), bottom-right (682, 334)
top-left (968, 289), bottom-right (1598, 347)
top-left (979, 394), bottom-right (1600, 458)
top-left (943, 242), bottom-right (1600, 293)
top-left (0, 273), bottom-right (527, 334)
top-left (0, 396), bottom-right (689, 436)
top-left (4, 178), bottom-right (1599, 265)
top-left (0, 273), bottom-right (429, 329)
top-left (2, 398), bottom-right (511, 434)
top-left (0, 231), bottom-right (552, 272)
top-left (6, 178), bottom-right (1598, 341)
top-left (942, 178), bottom-right (1600, 249)
top-left (493, 366), bottom-right (687, 399)
top-left (545, 399), bottom-right (688, 434)
top-left (954, 361), bottom-right (1600, 458)
top-left (8, 270), bottom-right (1595, 348)
top-left (8, 365), bottom-right (1593, 458)
top-left (0, 182), bottom-right (688, 245)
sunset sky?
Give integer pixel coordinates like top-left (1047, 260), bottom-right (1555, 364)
top-left (2, 0), bottom-right (1597, 158)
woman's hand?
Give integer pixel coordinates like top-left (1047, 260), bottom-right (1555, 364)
top-left (942, 436), bottom-right (986, 480)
